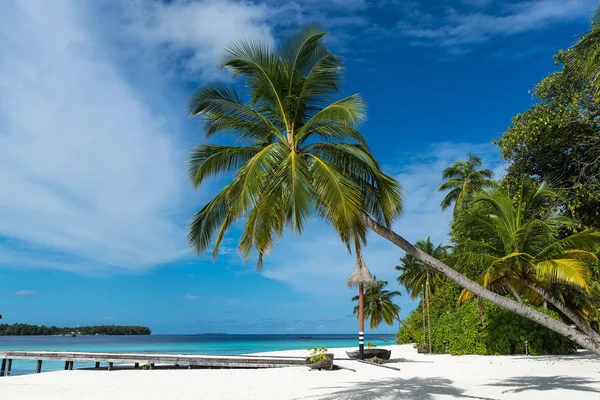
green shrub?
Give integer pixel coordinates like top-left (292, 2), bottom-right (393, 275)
top-left (366, 342), bottom-right (377, 348)
top-left (397, 279), bottom-right (576, 356)
top-left (307, 347), bottom-right (328, 363)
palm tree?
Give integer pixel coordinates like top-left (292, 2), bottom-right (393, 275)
top-left (352, 278), bottom-right (401, 329)
top-left (187, 24), bottom-right (401, 268)
top-left (188, 25), bottom-right (600, 354)
top-left (453, 178), bottom-right (600, 339)
top-left (396, 237), bottom-right (449, 300)
top-left (438, 154), bottom-right (495, 216)
top-left (568, 7), bottom-right (600, 101)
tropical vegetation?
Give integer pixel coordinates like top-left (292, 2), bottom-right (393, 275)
top-left (352, 279), bottom-right (401, 329)
top-left (396, 237), bottom-right (449, 300)
top-left (0, 324), bottom-right (151, 336)
top-left (438, 154), bottom-right (495, 216)
top-left (187, 22), bottom-right (600, 355)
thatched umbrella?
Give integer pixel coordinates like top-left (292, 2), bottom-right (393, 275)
top-left (347, 245), bottom-right (376, 360)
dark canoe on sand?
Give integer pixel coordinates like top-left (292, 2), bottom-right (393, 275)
top-left (305, 353), bottom-right (334, 370)
top-left (346, 348), bottom-right (391, 360)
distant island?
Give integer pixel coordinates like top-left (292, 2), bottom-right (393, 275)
top-left (0, 323), bottom-right (151, 336)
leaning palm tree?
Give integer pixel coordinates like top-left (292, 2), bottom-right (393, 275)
top-left (453, 178), bottom-right (600, 340)
top-left (438, 154), bottom-right (495, 216)
top-left (396, 237), bottom-right (449, 300)
top-left (568, 6), bottom-right (600, 101)
top-left (188, 25), bottom-right (600, 354)
top-left (352, 278), bottom-right (401, 329)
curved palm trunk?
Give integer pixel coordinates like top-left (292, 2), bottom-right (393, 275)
top-left (523, 280), bottom-right (600, 341)
top-left (360, 212), bottom-right (600, 355)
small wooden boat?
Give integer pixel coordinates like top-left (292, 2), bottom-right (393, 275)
top-left (298, 335), bottom-right (312, 339)
top-left (305, 353), bottom-right (334, 370)
top-left (346, 348), bottom-right (391, 360)
top-left (379, 337), bottom-right (390, 342)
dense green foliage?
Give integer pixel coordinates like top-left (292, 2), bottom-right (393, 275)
top-left (496, 51), bottom-right (600, 229)
top-left (0, 324), bottom-right (151, 336)
top-left (352, 279), bottom-right (401, 329)
top-left (397, 279), bottom-right (576, 355)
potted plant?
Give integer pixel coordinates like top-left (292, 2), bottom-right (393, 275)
top-left (346, 342), bottom-right (392, 360)
top-left (305, 347), bottom-right (334, 370)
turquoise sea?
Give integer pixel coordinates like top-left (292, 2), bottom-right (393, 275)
top-left (0, 334), bottom-right (395, 375)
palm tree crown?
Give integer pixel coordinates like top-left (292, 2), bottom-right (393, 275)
top-left (396, 237), bottom-right (449, 300)
top-left (438, 154), bottom-right (495, 215)
top-left (187, 25), bottom-right (402, 267)
top-left (453, 178), bottom-right (599, 305)
top-left (352, 278), bottom-right (401, 329)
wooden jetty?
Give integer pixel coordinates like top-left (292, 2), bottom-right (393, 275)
top-left (0, 350), bottom-right (306, 376)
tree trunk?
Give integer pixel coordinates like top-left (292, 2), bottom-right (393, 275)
top-left (360, 212), bottom-right (600, 356)
top-left (523, 280), bottom-right (600, 341)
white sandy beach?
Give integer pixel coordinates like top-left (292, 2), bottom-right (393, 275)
top-left (1, 344), bottom-right (599, 399)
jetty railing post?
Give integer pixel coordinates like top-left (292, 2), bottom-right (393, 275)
top-left (6, 359), bottom-right (12, 376)
top-left (35, 360), bottom-right (42, 374)
top-left (64, 361), bottom-right (69, 370)
top-left (107, 362), bottom-right (113, 371)
top-left (68, 361), bottom-right (74, 370)
top-left (134, 363), bottom-right (139, 369)
top-left (149, 363), bottom-right (155, 370)
top-left (0, 358), bottom-right (6, 376)
top-left (95, 362), bottom-right (100, 369)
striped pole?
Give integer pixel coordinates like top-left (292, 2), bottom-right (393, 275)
top-left (358, 283), bottom-right (365, 360)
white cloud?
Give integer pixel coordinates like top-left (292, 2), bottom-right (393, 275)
top-left (398, 0), bottom-right (596, 51)
top-left (125, 0), bottom-right (274, 77)
top-left (12, 290), bottom-right (37, 297)
top-left (184, 294), bottom-right (200, 300)
top-left (0, 0), bottom-right (277, 273)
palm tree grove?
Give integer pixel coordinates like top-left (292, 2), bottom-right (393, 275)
top-left (188, 17), bottom-right (600, 358)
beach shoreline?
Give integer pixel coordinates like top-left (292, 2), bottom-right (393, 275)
top-left (1, 344), bottom-right (600, 399)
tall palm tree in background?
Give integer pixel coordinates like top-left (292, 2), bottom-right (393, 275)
top-left (352, 278), bottom-right (401, 329)
top-left (188, 25), bottom-right (600, 354)
top-left (438, 154), bottom-right (495, 216)
top-left (453, 178), bottom-right (600, 339)
top-left (568, 7), bottom-right (600, 101)
top-left (396, 237), bottom-right (449, 300)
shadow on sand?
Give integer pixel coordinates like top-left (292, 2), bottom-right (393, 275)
top-left (303, 377), bottom-right (498, 400)
top-left (485, 375), bottom-right (600, 395)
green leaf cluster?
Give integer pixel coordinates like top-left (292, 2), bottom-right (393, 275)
top-left (307, 346), bottom-right (328, 363)
top-left (397, 279), bottom-right (576, 355)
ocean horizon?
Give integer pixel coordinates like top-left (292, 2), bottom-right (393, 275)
top-left (0, 333), bottom-right (396, 375)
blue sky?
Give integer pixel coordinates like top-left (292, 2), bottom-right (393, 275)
top-left (0, 0), bottom-right (596, 334)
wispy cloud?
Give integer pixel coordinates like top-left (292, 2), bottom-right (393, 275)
top-left (184, 294), bottom-right (200, 301)
top-left (0, 0), bottom-right (280, 274)
top-left (12, 290), bottom-right (37, 297)
top-left (398, 0), bottom-right (596, 53)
